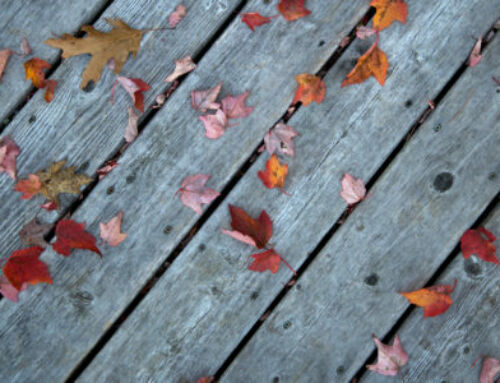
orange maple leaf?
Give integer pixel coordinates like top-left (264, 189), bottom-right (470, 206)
top-left (400, 279), bottom-right (457, 317)
top-left (24, 58), bottom-right (57, 103)
top-left (14, 174), bottom-right (42, 199)
top-left (277, 0), bottom-right (311, 22)
top-left (341, 42), bottom-right (388, 87)
top-left (370, 0), bottom-right (407, 31)
top-left (258, 154), bottom-right (289, 194)
top-left (292, 73), bottom-right (326, 106)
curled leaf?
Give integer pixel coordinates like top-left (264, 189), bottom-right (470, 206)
top-left (164, 55), bottom-right (196, 82)
top-left (221, 90), bottom-right (254, 119)
top-left (199, 109), bottom-right (229, 139)
top-left (0, 135), bottom-right (20, 180)
top-left (191, 82), bottom-right (222, 112)
top-left (339, 173), bottom-right (366, 205)
top-left (341, 42), bottom-right (388, 87)
top-left (114, 76), bottom-right (151, 112)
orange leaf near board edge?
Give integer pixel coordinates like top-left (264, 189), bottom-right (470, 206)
top-left (258, 154), bottom-right (289, 195)
top-left (292, 73), bottom-right (326, 106)
top-left (400, 278), bottom-right (457, 317)
top-left (370, 0), bottom-right (407, 31)
top-left (341, 42), bottom-right (388, 87)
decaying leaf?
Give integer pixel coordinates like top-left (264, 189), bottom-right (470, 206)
top-left (0, 49), bottom-right (12, 80)
top-left (461, 227), bottom-right (498, 264)
top-left (342, 42), bottom-right (388, 87)
top-left (0, 274), bottom-right (27, 302)
top-left (113, 76), bottom-right (151, 112)
top-left (52, 219), bottom-right (102, 257)
top-left (24, 58), bottom-right (57, 102)
top-left (221, 204), bottom-right (272, 249)
top-left (277, 0), bottom-right (311, 22)
top-left (100, 211), bottom-right (127, 246)
top-left (199, 109), bottom-right (229, 139)
top-left (293, 74), bottom-right (325, 106)
top-left (14, 174), bottom-right (42, 199)
top-left (366, 334), bottom-right (408, 376)
top-left (258, 154), bottom-right (289, 194)
top-left (241, 12), bottom-right (273, 31)
top-left (40, 201), bottom-right (58, 211)
top-left (262, 122), bottom-right (299, 157)
top-left (400, 279), bottom-right (457, 317)
top-left (20, 37), bottom-right (32, 56)
top-left (191, 82), bottom-right (222, 112)
top-left (340, 173), bottom-right (366, 205)
top-left (370, 0), bottom-right (407, 31)
top-left (479, 356), bottom-right (500, 383)
top-left (97, 160), bottom-right (119, 180)
top-left (2, 246), bottom-right (52, 290)
top-left (125, 107), bottom-right (139, 143)
top-left (356, 26), bottom-right (377, 40)
top-left (164, 55), bottom-right (196, 82)
top-left (19, 218), bottom-right (51, 248)
top-left (0, 135), bottom-right (20, 180)
top-left (468, 37), bottom-right (482, 67)
top-left (176, 174), bottom-right (220, 214)
top-left (45, 18), bottom-right (144, 88)
top-left (221, 90), bottom-right (254, 119)
top-left (169, 4), bottom-right (187, 28)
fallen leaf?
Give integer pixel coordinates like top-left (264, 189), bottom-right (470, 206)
top-left (0, 274), bottom-right (27, 302)
top-left (14, 174), bottom-right (42, 199)
top-left (0, 49), bottom-right (12, 80)
top-left (221, 204), bottom-right (272, 249)
top-left (339, 173), bottom-right (366, 205)
top-left (196, 378), bottom-right (215, 383)
top-left (199, 109), bottom-right (229, 139)
top-left (468, 37), bottom-right (482, 67)
top-left (45, 18), bottom-right (144, 88)
top-left (277, 0), bottom-right (311, 22)
top-left (3, 246), bottom-right (52, 290)
top-left (24, 57), bottom-right (50, 88)
top-left (169, 4), bottom-right (187, 28)
top-left (97, 160), bottom-right (119, 180)
top-left (113, 76), bottom-right (151, 112)
top-left (356, 26), bottom-right (377, 40)
top-left (52, 219), bottom-right (102, 257)
top-left (262, 122), bottom-right (299, 157)
top-left (176, 174), bottom-right (219, 214)
top-left (40, 201), bottom-right (58, 211)
top-left (100, 211), bottom-right (127, 246)
top-left (341, 42), bottom-right (388, 87)
top-left (43, 79), bottom-right (57, 103)
top-left (241, 12), bottom-right (273, 31)
top-left (461, 227), bottom-right (498, 264)
top-left (164, 55), bottom-right (196, 82)
top-left (370, 0), bottom-right (407, 31)
top-left (400, 279), bottom-right (457, 317)
top-left (249, 249), bottom-right (282, 273)
top-left (258, 154), bottom-right (289, 193)
top-left (125, 107), bottom-right (139, 143)
top-left (292, 73), bottom-right (326, 106)
top-left (221, 90), bottom-right (254, 119)
top-left (19, 218), bottom-right (51, 248)
top-left (0, 135), bottom-right (20, 179)
top-left (20, 37), bottom-right (32, 56)
top-left (479, 357), bottom-right (500, 383)
top-left (366, 334), bottom-right (408, 376)
top-left (191, 82), bottom-right (222, 112)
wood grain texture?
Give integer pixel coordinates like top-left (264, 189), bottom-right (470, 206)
top-left (360, 205), bottom-right (500, 382)
top-left (76, 1), bottom-right (500, 382)
top-left (0, 0), bottom-right (109, 122)
top-left (221, 35), bottom-right (500, 382)
top-left (0, 1), bottom-right (370, 381)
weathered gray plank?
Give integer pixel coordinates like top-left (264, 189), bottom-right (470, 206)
top-left (360, 205), bottom-right (500, 383)
top-left (0, 0), bottom-right (109, 123)
top-left (221, 35), bottom-right (500, 382)
top-left (75, 2), bottom-right (500, 382)
top-left (0, 1), bottom-right (371, 381)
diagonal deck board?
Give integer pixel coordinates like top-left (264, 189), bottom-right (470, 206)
top-left (0, 0), bottom-right (109, 123)
top-left (76, 1), bottom-right (499, 382)
top-left (360, 204), bottom-right (500, 383)
top-left (0, 0), bottom-right (371, 381)
top-left (221, 34), bottom-right (500, 382)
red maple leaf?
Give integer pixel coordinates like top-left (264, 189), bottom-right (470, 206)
top-left (241, 13), bottom-right (274, 31)
top-left (2, 246), bottom-right (52, 290)
top-left (221, 204), bottom-right (272, 249)
top-left (277, 0), bottom-right (311, 22)
top-left (52, 219), bottom-right (102, 257)
top-left (461, 227), bottom-right (497, 264)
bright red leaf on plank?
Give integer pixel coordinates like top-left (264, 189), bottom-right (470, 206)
top-left (112, 76), bottom-right (151, 112)
top-left (14, 174), bottom-right (42, 199)
top-left (292, 73), bottom-right (325, 106)
top-left (342, 43), bottom-right (388, 87)
top-left (221, 90), bottom-right (254, 119)
top-left (176, 174), bottom-right (220, 214)
top-left (100, 211), bottom-right (127, 246)
top-left (191, 82), bottom-right (221, 112)
top-left (0, 274), bottom-right (27, 302)
top-left (164, 55), bottom-right (196, 82)
top-left (461, 227), bottom-right (498, 264)
top-left (199, 109), bottom-right (229, 139)
top-left (366, 334), bottom-right (408, 376)
top-left (169, 4), bottom-right (187, 28)
top-left (258, 154), bottom-right (289, 194)
top-left (400, 279), bottom-right (457, 317)
top-left (0, 135), bottom-right (20, 180)
top-left (249, 249), bottom-right (282, 273)
top-left (370, 0), bottom-right (407, 31)
top-left (262, 122), bottom-right (299, 157)
top-left (24, 57), bottom-right (57, 103)
top-left (277, 0), bottom-right (311, 22)
top-left (468, 37), bottom-right (482, 67)
top-left (52, 219), bottom-right (102, 257)
top-left (125, 107), bottom-right (139, 143)
top-left (3, 246), bottom-right (52, 290)
top-left (0, 49), bottom-right (12, 80)
top-left (241, 12), bottom-right (273, 31)
top-left (340, 173), bottom-right (366, 205)
top-left (221, 204), bottom-right (272, 249)
top-left (478, 356), bottom-right (500, 383)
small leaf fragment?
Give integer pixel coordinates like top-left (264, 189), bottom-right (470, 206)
top-left (125, 107), bottom-right (139, 143)
top-left (356, 26), bottom-right (377, 40)
top-left (277, 0), bottom-right (311, 22)
top-left (3, 246), bottom-right (52, 290)
top-left (341, 42), bottom-right (388, 87)
top-left (0, 135), bottom-right (20, 179)
top-left (164, 55), bottom-right (196, 82)
top-left (370, 0), bottom-right (407, 31)
top-left (20, 37), bottom-right (32, 56)
top-left (258, 154), bottom-right (289, 192)
top-left (191, 82), bottom-right (222, 112)
top-left (176, 174), bottom-right (219, 214)
top-left (461, 227), bottom-right (497, 264)
top-left (241, 12), bottom-right (273, 31)
top-left (0, 48), bottom-right (12, 80)
top-left (114, 76), bottom-right (151, 112)
top-left (468, 37), bottom-right (482, 67)
top-left (221, 90), bottom-right (254, 119)
top-left (169, 4), bottom-right (187, 28)
top-left (52, 219), bottom-right (102, 257)
top-left (199, 109), bottom-right (229, 139)
top-left (366, 334), bottom-right (408, 376)
top-left (339, 173), bottom-right (366, 205)
top-left (292, 74), bottom-right (325, 106)
top-left (479, 357), bottom-right (500, 383)
top-left (100, 211), bottom-right (127, 246)
top-left (0, 274), bottom-right (27, 302)
top-left (400, 279), bottom-right (457, 317)
top-left (97, 160), bottom-right (118, 180)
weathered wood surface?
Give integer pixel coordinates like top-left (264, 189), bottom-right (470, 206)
top-left (77, 1), bottom-right (500, 382)
top-left (0, 0), bottom-right (371, 381)
top-left (221, 35), bottom-right (500, 382)
top-left (360, 205), bottom-right (500, 383)
top-left (0, 0), bottom-right (109, 123)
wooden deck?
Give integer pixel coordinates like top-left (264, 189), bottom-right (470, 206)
top-left (0, 1), bottom-right (498, 382)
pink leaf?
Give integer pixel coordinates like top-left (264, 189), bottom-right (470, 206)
top-left (40, 201), bottom-right (57, 211)
top-left (176, 174), bottom-right (219, 214)
top-left (20, 37), bottom-right (32, 56)
top-left (100, 211), bottom-right (127, 246)
top-left (191, 82), bottom-right (222, 112)
top-left (97, 160), bottom-right (119, 180)
top-left (263, 122), bottom-right (299, 157)
top-left (340, 173), bottom-right (366, 205)
top-left (199, 109), bottom-right (229, 139)
top-left (221, 229), bottom-right (257, 248)
top-left (165, 55), bottom-right (196, 82)
top-left (0, 135), bottom-right (20, 180)
top-left (114, 76), bottom-right (151, 112)
top-left (356, 26), bottom-right (377, 40)
top-left (221, 90), bottom-right (254, 119)
top-left (479, 357), bottom-right (500, 383)
top-left (0, 49), bottom-right (11, 80)
top-left (0, 274), bottom-right (27, 302)
top-left (169, 4), bottom-right (187, 28)
top-left (241, 12), bottom-right (273, 31)
top-left (124, 107), bottom-right (139, 143)
top-left (468, 37), bottom-right (482, 67)
top-left (366, 334), bottom-right (408, 376)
